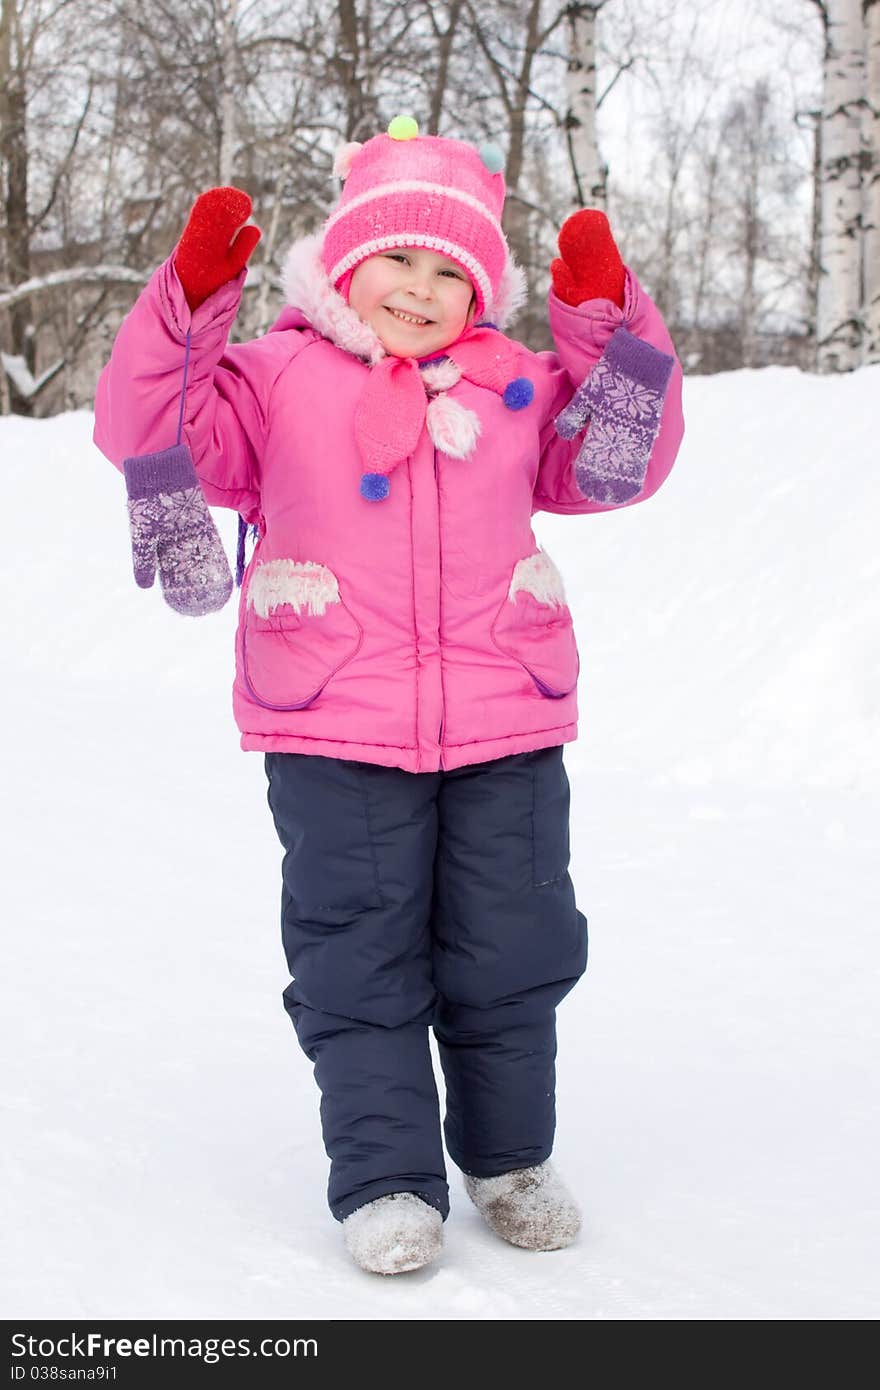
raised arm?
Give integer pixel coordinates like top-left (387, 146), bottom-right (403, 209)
top-left (534, 210), bottom-right (684, 516)
top-left (93, 187), bottom-right (284, 518)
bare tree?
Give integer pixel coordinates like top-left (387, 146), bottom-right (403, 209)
top-left (462, 1), bottom-right (572, 269)
top-left (689, 119), bottom-right (725, 340)
top-left (0, 0), bottom-right (856, 413)
top-left (333, 0), bottom-right (380, 141)
top-left (1, 0), bottom-right (36, 412)
top-left (0, 0), bottom-right (116, 412)
top-left (721, 79), bottom-right (806, 368)
top-left (423, 0), bottom-right (465, 135)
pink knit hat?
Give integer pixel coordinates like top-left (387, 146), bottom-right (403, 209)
top-left (320, 117), bottom-right (513, 322)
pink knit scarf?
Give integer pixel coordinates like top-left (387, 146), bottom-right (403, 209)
top-left (353, 325), bottom-right (524, 481)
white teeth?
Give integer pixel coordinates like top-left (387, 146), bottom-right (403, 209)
top-left (387, 307), bottom-right (431, 325)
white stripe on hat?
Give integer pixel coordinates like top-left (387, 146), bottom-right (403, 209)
top-left (324, 178), bottom-right (506, 247)
top-left (326, 233), bottom-right (493, 313)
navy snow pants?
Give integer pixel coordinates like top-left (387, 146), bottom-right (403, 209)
top-left (264, 746), bottom-right (588, 1222)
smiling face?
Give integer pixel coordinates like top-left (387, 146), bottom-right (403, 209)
top-left (347, 246), bottom-right (477, 357)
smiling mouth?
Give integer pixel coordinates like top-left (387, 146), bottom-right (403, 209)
top-left (385, 306), bottom-right (434, 326)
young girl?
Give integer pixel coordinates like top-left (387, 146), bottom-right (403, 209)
top-left (93, 119), bottom-right (683, 1276)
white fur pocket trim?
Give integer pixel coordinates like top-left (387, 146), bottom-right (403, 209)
top-left (508, 549), bottom-right (567, 608)
top-left (247, 559), bottom-right (341, 618)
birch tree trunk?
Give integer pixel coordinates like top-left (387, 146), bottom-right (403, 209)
top-left (808, 108), bottom-right (823, 353)
top-left (815, 0), bottom-right (866, 372)
top-left (563, 0), bottom-right (606, 208)
top-left (864, 0), bottom-right (880, 361)
top-left (218, 0), bottom-right (239, 185)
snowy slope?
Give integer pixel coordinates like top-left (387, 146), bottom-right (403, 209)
top-left (2, 366), bottom-right (878, 1319)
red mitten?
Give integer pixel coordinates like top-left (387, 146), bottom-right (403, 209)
top-left (550, 208), bottom-right (625, 309)
top-left (173, 186), bottom-right (262, 311)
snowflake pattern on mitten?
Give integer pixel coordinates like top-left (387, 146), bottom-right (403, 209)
top-left (554, 327), bottom-right (674, 505)
top-left (123, 445), bottom-right (233, 616)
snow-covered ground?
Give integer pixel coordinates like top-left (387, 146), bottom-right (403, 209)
top-left (2, 366), bottom-right (878, 1319)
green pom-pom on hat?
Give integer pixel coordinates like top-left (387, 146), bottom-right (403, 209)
top-left (388, 115), bottom-right (419, 141)
top-left (479, 142), bottom-right (505, 173)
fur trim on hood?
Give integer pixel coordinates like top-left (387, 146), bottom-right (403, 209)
top-left (282, 233), bottom-right (386, 364)
top-left (488, 256), bottom-right (529, 332)
top-left (281, 233), bottom-right (528, 363)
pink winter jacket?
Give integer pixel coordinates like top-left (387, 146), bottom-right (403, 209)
top-left (93, 235), bottom-right (684, 773)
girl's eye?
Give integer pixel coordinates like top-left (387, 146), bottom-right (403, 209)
top-left (441, 270), bottom-right (461, 278)
top-left (387, 254), bottom-right (408, 264)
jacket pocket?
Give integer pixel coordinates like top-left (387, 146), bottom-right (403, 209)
top-left (490, 548), bottom-right (580, 698)
top-left (241, 558), bottom-right (363, 710)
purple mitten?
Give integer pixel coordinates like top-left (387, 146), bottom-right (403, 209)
top-left (122, 444), bottom-right (233, 616)
top-left (553, 373), bottom-right (594, 441)
top-left (554, 326), bottom-right (674, 505)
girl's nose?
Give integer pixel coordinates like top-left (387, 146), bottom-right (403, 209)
top-left (408, 283), bottom-right (432, 301)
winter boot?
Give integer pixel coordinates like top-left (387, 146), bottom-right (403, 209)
top-left (463, 1160), bottom-right (581, 1251)
top-left (342, 1192), bottom-right (444, 1275)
